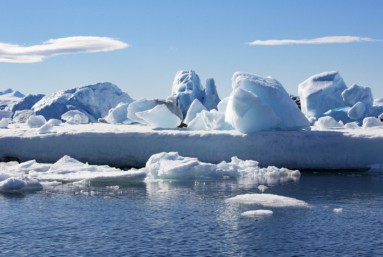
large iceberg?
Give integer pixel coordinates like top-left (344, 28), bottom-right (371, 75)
top-left (32, 82), bottom-right (134, 122)
top-left (298, 71), bottom-right (348, 117)
top-left (171, 70), bottom-right (220, 117)
top-left (231, 72), bottom-right (309, 130)
top-left (10, 94), bottom-right (45, 113)
top-left (225, 88), bottom-right (282, 133)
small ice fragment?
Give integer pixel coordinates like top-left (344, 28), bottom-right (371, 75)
top-left (258, 185), bottom-right (268, 192)
top-left (363, 117), bottom-right (383, 128)
top-left (47, 119), bottom-right (62, 126)
top-left (333, 208), bottom-right (343, 212)
top-left (0, 118), bottom-right (8, 128)
top-left (61, 110), bottom-right (89, 124)
top-left (0, 178), bottom-right (26, 191)
top-left (27, 115), bottom-right (46, 128)
top-left (38, 123), bottom-right (53, 134)
top-left (241, 210), bottom-right (273, 217)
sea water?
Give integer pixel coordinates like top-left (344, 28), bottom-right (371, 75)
top-left (0, 173), bottom-right (383, 256)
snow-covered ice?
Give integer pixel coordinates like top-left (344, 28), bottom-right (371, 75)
top-left (32, 82), bottom-right (133, 122)
top-left (225, 88), bottom-right (282, 133)
top-left (26, 115), bottom-right (46, 128)
top-left (0, 89), bottom-right (24, 110)
top-left (241, 210), bottom-right (273, 217)
top-left (348, 101), bottom-right (366, 120)
top-left (362, 117), bottom-right (383, 128)
top-left (342, 84), bottom-right (373, 107)
top-left (233, 72), bottom-right (309, 130)
top-left (0, 118), bottom-right (8, 128)
top-left (62, 110), bottom-right (89, 124)
top-left (314, 116), bottom-right (343, 130)
top-left (47, 119), bottom-right (62, 126)
top-left (344, 122), bottom-right (360, 129)
top-left (136, 104), bottom-right (181, 128)
top-left (298, 71), bottom-right (348, 117)
top-left (226, 194), bottom-right (308, 207)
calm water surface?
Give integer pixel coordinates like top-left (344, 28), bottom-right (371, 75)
top-left (1, 173), bottom-right (383, 256)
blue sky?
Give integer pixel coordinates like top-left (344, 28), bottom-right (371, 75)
top-left (0, 0), bottom-right (382, 100)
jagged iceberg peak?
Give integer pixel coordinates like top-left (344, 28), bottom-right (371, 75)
top-left (298, 71), bottom-right (348, 117)
top-left (171, 70), bottom-right (220, 118)
top-left (32, 82), bottom-right (134, 122)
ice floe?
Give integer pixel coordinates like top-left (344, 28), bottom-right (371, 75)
top-left (226, 193), bottom-right (308, 207)
top-left (241, 210), bottom-right (273, 217)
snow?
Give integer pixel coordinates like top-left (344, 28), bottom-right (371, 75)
top-left (38, 123), bottom-right (53, 134)
top-left (47, 119), bottom-right (62, 126)
top-left (0, 111), bottom-right (13, 119)
top-left (362, 117), bottom-right (383, 128)
top-left (348, 101), bottom-right (366, 120)
top-left (314, 116), bottom-right (343, 130)
top-left (233, 72), bottom-right (310, 130)
top-left (298, 71), bottom-right (348, 117)
top-left (225, 88), bottom-right (282, 133)
top-left (105, 102), bottom-right (131, 124)
top-left (142, 152), bottom-right (300, 180)
top-left (226, 194), bottom-right (308, 207)
top-left (0, 118), bottom-right (8, 128)
top-left (342, 84), bottom-right (373, 107)
top-left (184, 99), bottom-right (207, 125)
top-left (136, 104), bottom-right (181, 129)
top-left (241, 210), bottom-right (273, 217)
top-left (32, 82), bottom-right (134, 122)
top-left (13, 110), bottom-right (35, 123)
top-left (10, 94), bottom-right (45, 112)
top-left (62, 110), bottom-right (89, 124)
top-left (1, 123), bottom-right (383, 170)
top-left (26, 115), bottom-right (46, 128)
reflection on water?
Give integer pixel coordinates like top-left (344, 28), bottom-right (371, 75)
top-left (1, 172), bottom-right (383, 256)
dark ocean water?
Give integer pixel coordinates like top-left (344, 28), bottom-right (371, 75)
top-left (1, 173), bottom-right (383, 256)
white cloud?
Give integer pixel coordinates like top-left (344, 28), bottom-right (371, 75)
top-left (0, 36), bottom-right (129, 63)
top-left (246, 36), bottom-right (379, 46)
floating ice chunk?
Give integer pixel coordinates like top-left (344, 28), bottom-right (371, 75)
top-left (298, 71), bottom-right (348, 116)
top-left (13, 110), bottom-right (35, 123)
top-left (0, 110), bottom-right (13, 119)
top-left (233, 72), bottom-right (309, 130)
top-left (136, 104), bottom-right (181, 128)
top-left (333, 208), bottom-right (343, 212)
top-left (241, 210), bottom-right (273, 217)
top-left (362, 117), bottom-right (383, 128)
top-left (27, 115), bottom-right (46, 128)
top-left (225, 88), bottom-right (282, 133)
top-left (38, 123), bottom-right (53, 134)
top-left (217, 97), bottom-right (229, 113)
top-left (342, 84), bottom-right (373, 107)
top-left (203, 78), bottom-right (221, 111)
top-left (0, 118), bottom-right (8, 128)
top-left (347, 101), bottom-right (366, 120)
top-left (226, 193), bottom-right (308, 207)
top-left (184, 99), bottom-right (207, 124)
top-left (62, 110), bottom-right (89, 124)
top-left (105, 102), bottom-right (130, 124)
top-left (314, 116), bottom-right (343, 130)
top-left (47, 119), bottom-right (62, 126)
top-left (258, 185), bottom-right (268, 192)
top-left (0, 178), bottom-right (26, 191)
top-left (344, 122), bottom-right (360, 129)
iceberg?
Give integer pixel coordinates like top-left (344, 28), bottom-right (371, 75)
top-left (347, 102), bottom-right (366, 120)
top-left (225, 88), bottom-right (282, 133)
top-left (26, 115), bottom-right (46, 128)
top-left (298, 71), bottom-right (348, 117)
top-left (233, 72), bottom-right (309, 130)
top-left (184, 99), bottom-right (207, 125)
top-left (61, 110), bottom-right (89, 124)
top-left (136, 104), bottom-right (181, 128)
top-left (32, 82), bottom-right (134, 122)
top-left (342, 84), bottom-right (373, 107)
top-left (10, 94), bottom-right (45, 112)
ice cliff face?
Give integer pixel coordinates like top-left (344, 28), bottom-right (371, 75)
top-left (171, 70), bottom-right (220, 118)
top-left (32, 82), bottom-right (134, 122)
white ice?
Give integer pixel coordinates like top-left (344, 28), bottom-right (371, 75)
top-left (241, 210), bottom-right (273, 217)
top-left (342, 84), bottom-right (373, 107)
top-left (184, 99), bottom-right (207, 125)
top-left (38, 123), bottom-right (53, 134)
top-left (314, 116), bottom-right (343, 130)
top-left (13, 110), bottom-right (35, 123)
top-left (348, 101), bottom-right (366, 120)
top-left (104, 102), bottom-right (131, 124)
top-left (47, 119), bottom-right (62, 126)
top-left (333, 208), bottom-right (343, 212)
top-left (62, 110), bottom-right (89, 124)
top-left (344, 122), bottom-right (360, 129)
top-left (233, 72), bottom-right (309, 130)
top-left (0, 118), bottom-right (8, 128)
top-left (188, 109), bottom-right (230, 131)
top-left (26, 115), bottom-right (46, 128)
top-left (217, 97), bottom-right (229, 113)
top-left (65, 114), bottom-right (82, 125)
top-left (298, 71), bottom-right (348, 117)
top-left (127, 98), bottom-right (158, 123)
top-left (136, 104), bottom-right (181, 129)
top-left (226, 193), bottom-right (308, 207)
top-left (225, 88), bottom-right (282, 133)
top-left (363, 117), bottom-right (383, 128)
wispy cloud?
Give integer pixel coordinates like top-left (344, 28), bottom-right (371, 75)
top-left (0, 36), bottom-right (129, 63)
top-left (246, 36), bottom-right (379, 46)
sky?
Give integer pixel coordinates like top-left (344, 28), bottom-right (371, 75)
top-left (0, 0), bottom-right (382, 100)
